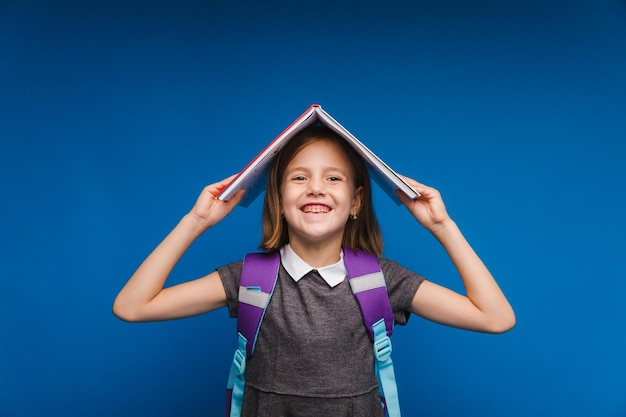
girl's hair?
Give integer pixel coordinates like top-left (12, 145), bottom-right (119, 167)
top-left (260, 125), bottom-right (383, 256)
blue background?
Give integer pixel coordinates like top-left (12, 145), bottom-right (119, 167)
top-left (2, 1), bottom-right (625, 416)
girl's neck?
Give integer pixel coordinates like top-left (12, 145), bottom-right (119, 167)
top-left (288, 239), bottom-right (343, 268)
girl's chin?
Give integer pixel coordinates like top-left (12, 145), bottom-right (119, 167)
top-left (290, 229), bottom-right (344, 244)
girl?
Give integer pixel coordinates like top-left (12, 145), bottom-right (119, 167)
top-left (113, 126), bottom-right (515, 416)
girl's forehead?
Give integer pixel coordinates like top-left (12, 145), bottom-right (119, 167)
top-left (292, 139), bottom-right (349, 160)
top-left (287, 140), bottom-right (351, 169)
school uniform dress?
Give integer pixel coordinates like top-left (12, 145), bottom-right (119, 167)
top-left (217, 244), bottom-right (424, 417)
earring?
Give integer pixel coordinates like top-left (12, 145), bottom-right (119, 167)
top-left (351, 213), bottom-right (358, 220)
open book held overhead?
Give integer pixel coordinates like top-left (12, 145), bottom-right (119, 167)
top-left (218, 104), bottom-right (419, 207)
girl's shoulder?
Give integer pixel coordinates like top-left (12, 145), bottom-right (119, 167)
top-left (377, 257), bottom-right (424, 325)
top-left (378, 257), bottom-right (420, 277)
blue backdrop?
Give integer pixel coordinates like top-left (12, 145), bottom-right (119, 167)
top-left (2, 1), bottom-right (625, 416)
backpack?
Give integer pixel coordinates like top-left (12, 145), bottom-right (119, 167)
top-left (226, 248), bottom-right (401, 417)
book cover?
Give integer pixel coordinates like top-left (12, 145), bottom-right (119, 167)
top-left (218, 104), bottom-right (419, 207)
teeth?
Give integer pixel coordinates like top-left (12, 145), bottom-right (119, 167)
top-left (303, 205), bottom-right (329, 213)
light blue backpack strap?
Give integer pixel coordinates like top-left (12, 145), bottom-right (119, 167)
top-left (226, 252), bottom-right (281, 417)
top-left (344, 248), bottom-right (401, 417)
top-left (226, 332), bottom-right (247, 417)
top-left (373, 318), bottom-right (401, 417)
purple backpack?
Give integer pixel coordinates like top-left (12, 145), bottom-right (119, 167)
top-left (226, 248), bottom-right (401, 417)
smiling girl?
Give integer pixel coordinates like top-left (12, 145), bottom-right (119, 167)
top-left (113, 125), bottom-right (515, 416)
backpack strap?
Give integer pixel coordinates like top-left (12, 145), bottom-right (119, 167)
top-left (226, 252), bottom-right (280, 417)
top-left (344, 248), bottom-right (401, 417)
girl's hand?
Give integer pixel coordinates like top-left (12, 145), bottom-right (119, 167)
top-left (189, 175), bottom-right (245, 230)
top-left (395, 176), bottom-right (451, 232)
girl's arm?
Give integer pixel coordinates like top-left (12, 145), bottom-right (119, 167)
top-left (112, 176), bottom-right (245, 322)
top-left (396, 177), bottom-right (516, 334)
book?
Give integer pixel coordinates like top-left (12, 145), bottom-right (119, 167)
top-left (218, 104), bottom-right (419, 207)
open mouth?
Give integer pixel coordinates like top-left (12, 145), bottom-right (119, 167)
top-left (301, 204), bottom-right (331, 214)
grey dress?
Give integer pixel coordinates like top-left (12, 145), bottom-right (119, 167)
top-left (218, 257), bottom-right (424, 417)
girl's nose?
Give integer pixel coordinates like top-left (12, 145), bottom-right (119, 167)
top-left (307, 178), bottom-right (326, 195)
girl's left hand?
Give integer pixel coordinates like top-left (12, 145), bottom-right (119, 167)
top-left (395, 176), bottom-right (451, 232)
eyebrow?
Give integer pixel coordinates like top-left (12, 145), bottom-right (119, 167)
top-left (285, 165), bottom-right (349, 176)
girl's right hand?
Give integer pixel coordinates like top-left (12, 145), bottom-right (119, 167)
top-left (188, 175), bottom-right (245, 230)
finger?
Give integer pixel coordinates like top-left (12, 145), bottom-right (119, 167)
top-left (215, 174), bottom-right (239, 191)
top-left (201, 174), bottom-right (238, 198)
top-left (225, 188), bottom-right (246, 208)
top-left (395, 189), bottom-right (415, 209)
top-left (398, 174), bottom-right (431, 190)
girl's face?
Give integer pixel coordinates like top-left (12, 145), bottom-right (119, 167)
top-left (280, 139), bottom-right (363, 250)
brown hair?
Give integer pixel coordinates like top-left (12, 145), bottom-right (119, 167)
top-left (260, 125), bottom-right (383, 256)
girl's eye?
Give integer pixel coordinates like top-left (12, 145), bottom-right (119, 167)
top-left (292, 176), bottom-right (306, 181)
top-left (328, 176), bottom-right (342, 182)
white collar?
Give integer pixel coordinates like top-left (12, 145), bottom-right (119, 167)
top-left (279, 244), bottom-right (347, 288)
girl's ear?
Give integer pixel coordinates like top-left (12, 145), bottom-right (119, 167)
top-left (352, 185), bottom-right (364, 215)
